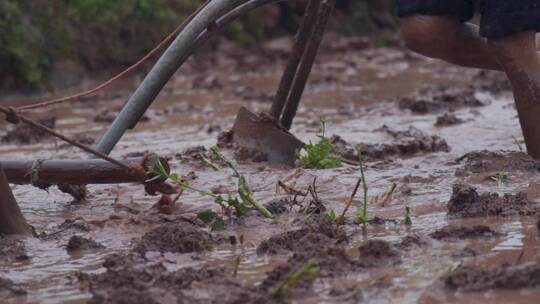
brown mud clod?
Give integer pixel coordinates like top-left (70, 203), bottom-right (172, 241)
top-left (79, 253), bottom-right (268, 304)
top-left (455, 150), bottom-right (540, 176)
top-left (443, 262), bottom-right (540, 292)
top-left (398, 86), bottom-right (485, 114)
top-left (1, 117), bottom-right (56, 144)
top-left (260, 239), bottom-right (401, 298)
top-left (357, 239), bottom-right (401, 267)
top-left (435, 113), bottom-right (464, 127)
top-left (395, 234), bottom-right (428, 250)
top-left (430, 225), bottom-right (500, 240)
top-left (263, 198), bottom-right (291, 215)
top-left (58, 218), bottom-right (92, 232)
top-left (175, 146), bottom-right (207, 164)
top-left (256, 216), bottom-right (348, 255)
top-left (447, 184), bottom-right (539, 218)
top-left (0, 277), bottom-right (26, 298)
top-left (66, 236), bottom-right (105, 252)
top-left (0, 235), bottom-right (29, 261)
top-left (133, 223), bottom-right (213, 255)
top-left (261, 247), bottom-right (365, 298)
top-left (331, 125), bottom-right (450, 161)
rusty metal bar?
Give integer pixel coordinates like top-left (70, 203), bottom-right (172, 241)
top-left (0, 105), bottom-right (134, 173)
top-left (270, 0), bottom-right (321, 119)
top-left (0, 164), bottom-right (33, 236)
top-left (280, 0), bottom-right (335, 130)
top-left (1, 155), bottom-right (168, 186)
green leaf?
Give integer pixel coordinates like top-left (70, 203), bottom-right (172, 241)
top-left (325, 210), bottom-right (337, 221)
top-left (197, 210), bottom-right (217, 223)
top-left (211, 217), bottom-right (226, 231)
top-left (357, 207), bottom-right (367, 224)
top-left (145, 174), bottom-right (161, 183)
top-left (404, 207), bottom-right (412, 226)
top-left (155, 159), bottom-right (168, 177)
top-left (298, 136), bottom-right (342, 169)
top-left (169, 173), bottom-right (180, 181)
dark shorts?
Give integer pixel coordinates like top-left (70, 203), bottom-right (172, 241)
top-left (396, 0), bottom-right (540, 38)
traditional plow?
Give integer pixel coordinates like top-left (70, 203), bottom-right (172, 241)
top-left (1, 0), bottom-right (335, 235)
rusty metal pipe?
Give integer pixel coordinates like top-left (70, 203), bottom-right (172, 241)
top-left (0, 155), bottom-right (169, 186)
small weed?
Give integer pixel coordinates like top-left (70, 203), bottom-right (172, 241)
top-left (298, 117), bottom-right (342, 169)
top-left (197, 210), bottom-right (226, 231)
top-left (147, 152), bottom-right (273, 230)
top-left (324, 209), bottom-right (337, 221)
top-left (404, 207), bottom-right (412, 226)
top-left (490, 172), bottom-right (508, 184)
top-left (271, 259), bottom-right (319, 297)
top-left (210, 146), bottom-right (274, 218)
top-left (200, 153), bottom-right (221, 171)
top-left (355, 148), bottom-right (369, 225)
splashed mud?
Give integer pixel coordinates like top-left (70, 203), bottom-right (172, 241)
top-left (1, 33), bottom-right (540, 304)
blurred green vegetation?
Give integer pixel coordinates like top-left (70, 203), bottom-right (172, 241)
top-left (0, 0), bottom-right (396, 90)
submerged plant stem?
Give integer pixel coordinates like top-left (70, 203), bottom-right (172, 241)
top-left (271, 260), bottom-right (319, 296)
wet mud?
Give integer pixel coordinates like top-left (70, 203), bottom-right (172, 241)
top-left (455, 150), bottom-right (540, 176)
top-left (332, 125), bottom-right (450, 161)
top-left (66, 236), bottom-right (105, 252)
top-left (0, 235), bottom-right (28, 262)
top-left (444, 262), bottom-right (540, 292)
top-left (357, 239), bottom-right (401, 267)
top-left (79, 254), bottom-right (267, 304)
top-left (133, 224), bottom-right (213, 255)
top-left (430, 225), bottom-right (500, 240)
top-left (1, 117), bottom-right (56, 144)
top-left (398, 86), bottom-right (486, 114)
top-left (257, 216), bottom-right (348, 255)
top-left (447, 184), bottom-right (539, 218)
top-left (2, 32), bottom-right (540, 304)
top-left (0, 277), bottom-right (27, 297)
top-left (435, 113), bottom-right (464, 127)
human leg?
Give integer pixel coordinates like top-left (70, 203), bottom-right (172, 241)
top-left (400, 14), bottom-right (502, 71)
top-left (488, 31), bottom-right (540, 158)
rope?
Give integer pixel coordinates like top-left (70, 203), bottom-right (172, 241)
top-left (16, 0), bottom-right (210, 112)
top-left (0, 105), bottom-right (135, 174)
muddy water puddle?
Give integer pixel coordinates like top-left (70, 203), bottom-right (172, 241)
top-left (1, 39), bottom-right (540, 303)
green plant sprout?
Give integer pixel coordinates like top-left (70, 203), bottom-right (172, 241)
top-left (490, 172), bottom-right (508, 184)
top-left (404, 207), bottom-right (412, 225)
top-left (200, 153), bottom-right (221, 171)
top-left (298, 117), bottom-right (342, 169)
top-left (324, 209), bottom-right (337, 221)
top-left (147, 154), bottom-right (272, 230)
top-left (210, 146), bottom-right (274, 218)
top-left (271, 259), bottom-right (319, 297)
top-left (355, 148), bottom-right (369, 225)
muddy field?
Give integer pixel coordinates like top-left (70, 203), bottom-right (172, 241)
top-left (1, 32), bottom-right (540, 304)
